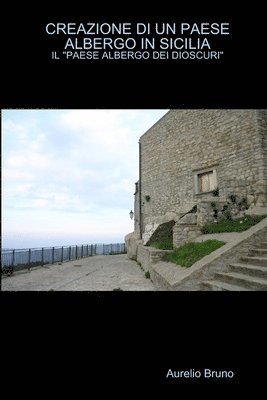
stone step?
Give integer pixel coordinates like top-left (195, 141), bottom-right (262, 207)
top-left (202, 280), bottom-right (250, 291)
top-left (229, 263), bottom-right (267, 279)
top-left (249, 248), bottom-right (267, 257)
top-left (260, 242), bottom-right (267, 249)
top-left (240, 256), bottom-right (267, 267)
top-left (215, 271), bottom-right (267, 290)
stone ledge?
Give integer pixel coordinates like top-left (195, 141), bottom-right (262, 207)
top-left (246, 206), bottom-right (267, 215)
top-left (136, 245), bottom-right (172, 273)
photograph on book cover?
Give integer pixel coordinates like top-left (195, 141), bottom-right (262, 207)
top-left (1, 6), bottom-right (266, 393)
top-left (2, 109), bottom-right (267, 291)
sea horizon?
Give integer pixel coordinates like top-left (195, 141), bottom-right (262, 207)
top-left (2, 236), bottom-right (127, 251)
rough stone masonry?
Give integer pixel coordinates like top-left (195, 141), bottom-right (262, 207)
top-left (126, 109), bottom-right (267, 257)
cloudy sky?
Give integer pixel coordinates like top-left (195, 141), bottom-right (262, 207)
top-left (2, 109), bottom-right (168, 249)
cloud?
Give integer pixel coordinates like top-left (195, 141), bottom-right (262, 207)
top-left (2, 109), bottom-right (168, 247)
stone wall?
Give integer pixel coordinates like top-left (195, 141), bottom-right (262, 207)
top-left (136, 245), bottom-right (171, 273)
top-left (197, 198), bottom-right (251, 227)
top-left (137, 110), bottom-right (267, 239)
top-left (136, 244), bottom-right (171, 282)
top-left (256, 110), bottom-right (267, 206)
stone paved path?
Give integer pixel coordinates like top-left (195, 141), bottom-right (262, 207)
top-left (1, 254), bottom-right (156, 291)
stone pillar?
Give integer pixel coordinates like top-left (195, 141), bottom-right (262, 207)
top-left (173, 214), bottom-right (202, 248)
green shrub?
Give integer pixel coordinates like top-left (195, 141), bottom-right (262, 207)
top-left (145, 271), bottom-right (151, 279)
top-left (150, 239), bottom-right (173, 250)
top-left (201, 215), bottom-right (267, 234)
top-left (163, 240), bottom-right (225, 267)
top-left (213, 188), bottom-right (220, 197)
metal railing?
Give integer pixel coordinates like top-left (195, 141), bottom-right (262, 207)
top-left (1, 243), bottom-right (126, 272)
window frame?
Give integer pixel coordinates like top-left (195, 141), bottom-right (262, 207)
top-left (193, 167), bottom-right (218, 195)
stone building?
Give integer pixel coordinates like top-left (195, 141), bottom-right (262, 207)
top-left (126, 109), bottom-right (267, 257)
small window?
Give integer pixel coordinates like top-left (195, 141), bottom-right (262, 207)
top-left (194, 169), bottom-right (217, 194)
top-left (198, 171), bottom-right (216, 193)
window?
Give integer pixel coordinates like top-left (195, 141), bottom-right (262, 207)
top-left (198, 171), bottom-right (216, 193)
top-left (194, 169), bottom-right (218, 194)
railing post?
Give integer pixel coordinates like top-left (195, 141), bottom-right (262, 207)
top-left (75, 245), bottom-right (78, 260)
top-left (28, 248), bottom-right (31, 270)
top-left (52, 247), bottom-right (55, 264)
top-left (69, 246), bottom-right (71, 261)
top-left (12, 249), bottom-right (15, 268)
top-left (61, 246), bottom-right (64, 263)
top-left (41, 248), bottom-right (44, 266)
top-left (81, 245), bottom-right (83, 259)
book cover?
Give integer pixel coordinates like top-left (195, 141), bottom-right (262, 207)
top-left (1, 2), bottom-right (266, 394)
